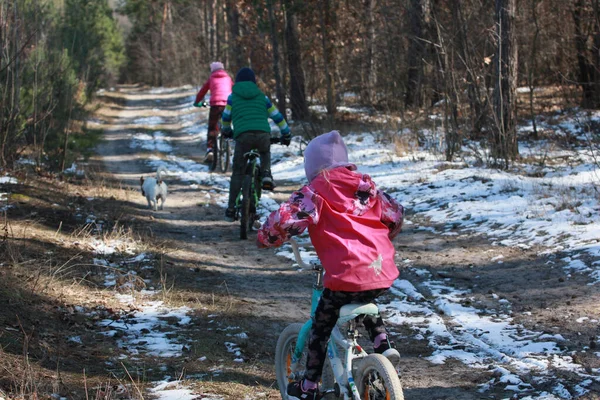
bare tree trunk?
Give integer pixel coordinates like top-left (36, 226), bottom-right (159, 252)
top-left (158, 2), bottom-right (169, 87)
top-left (216, 2), bottom-right (223, 61)
top-left (0, 2), bottom-right (7, 166)
top-left (222, 3), bottom-right (228, 66)
top-left (319, 0), bottom-right (336, 116)
top-left (405, 0), bottom-right (424, 108)
top-left (267, 0), bottom-right (286, 115)
top-left (526, 0), bottom-right (540, 139)
top-left (452, 1), bottom-right (485, 138)
top-left (594, 1), bottom-right (600, 108)
top-left (210, 0), bottom-right (217, 60)
top-left (226, 0), bottom-right (243, 72)
top-left (492, 0), bottom-right (519, 168)
top-left (203, 1), bottom-right (210, 60)
top-left (363, 0), bottom-right (376, 104)
top-left (573, 0), bottom-right (600, 108)
top-left (284, 0), bottom-right (309, 120)
top-left (12, 0), bottom-right (18, 118)
top-left (148, 5), bottom-right (159, 86)
top-left (432, 12), bottom-right (460, 161)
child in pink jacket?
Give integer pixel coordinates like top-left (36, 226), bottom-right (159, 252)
top-left (193, 62), bottom-right (233, 163)
top-left (257, 130), bottom-right (404, 400)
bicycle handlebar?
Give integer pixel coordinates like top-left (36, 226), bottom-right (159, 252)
top-left (289, 238), bottom-right (312, 270)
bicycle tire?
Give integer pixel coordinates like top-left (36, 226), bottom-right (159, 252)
top-left (240, 175), bottom-right (252, 240)
top-left (209, 149), bottom-right (218, 172)
top-left (208, 134), bottom-right (218, 172)
top-left (356, 354), bottom-right (404, 400)
top-left (275, 323), bottom-right (306, 399)
top-left (275, 323), bottom-right (339, 399)
top-left (219, 136), bottom-right (230, 173)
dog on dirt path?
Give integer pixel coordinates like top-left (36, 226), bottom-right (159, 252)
top-left (140, 166), bottom-right (168, 211)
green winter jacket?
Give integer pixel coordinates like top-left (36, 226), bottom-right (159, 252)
top-left (228, 81), bottom-right (270, 137)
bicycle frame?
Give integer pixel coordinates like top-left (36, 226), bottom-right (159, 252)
top-left (288, 240), bottom-right (372, 400)
top-left (234, 149), bottom-right (261, 210)
top-left (232, 135), bottom-right (282, 210)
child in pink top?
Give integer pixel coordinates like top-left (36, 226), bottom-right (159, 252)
top-left (193, 62), bottom-right (233, 163)
top-left (257, 131), bottom-right (404, 400)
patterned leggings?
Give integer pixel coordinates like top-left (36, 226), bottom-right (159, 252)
top-left (304, 288), bottom-right (388, 382)
top-left (207, 105), bottom-right (225, 150)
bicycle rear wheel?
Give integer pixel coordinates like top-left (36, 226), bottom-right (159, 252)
top-left (219, 135), bottom-right (230, 173)
top-left (356, 354), bottom-right (404, 400)
top-left (240, 175), bottom-right (253, 240)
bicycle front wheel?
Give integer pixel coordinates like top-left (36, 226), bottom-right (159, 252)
top-left (219, 136), bottom-right (230, 173)
top-left (356, 354), bottom-right (404, 400)
top-left (240, 175), bottom-right (253, 240)
top-left (275, 323), bottom-right (339, 399)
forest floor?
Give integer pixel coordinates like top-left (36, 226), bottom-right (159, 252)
top-left (0, 85), bottom-right (599, 400)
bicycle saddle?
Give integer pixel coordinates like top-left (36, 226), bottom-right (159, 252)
top-left (337, 303), bottom-right (379, 325)
top-left (243, 149), bottom-right (260, 159)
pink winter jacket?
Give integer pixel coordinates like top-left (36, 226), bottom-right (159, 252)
top-left (194, 69), bottom-right (233, 106)
top-left (257, 166), bottom-right (404, 292)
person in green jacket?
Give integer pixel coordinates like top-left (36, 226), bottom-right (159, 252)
top-left (220, 67), bottom-right (291, 222)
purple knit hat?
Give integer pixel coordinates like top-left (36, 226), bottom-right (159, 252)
top-left (210, 61), bottom-right (224, 72)
top-left (304, 131), bottom-right (354, 182)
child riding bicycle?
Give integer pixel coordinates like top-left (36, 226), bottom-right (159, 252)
top-left (220, 67), bottom-right (291, 222)
top-left (193, 61), bottom-right (233, 163)
top-left (257, 131), bottom-right (404, 400)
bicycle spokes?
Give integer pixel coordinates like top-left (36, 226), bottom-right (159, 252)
top-left (286, 351), bottom-right (293, 382)
top-left (363, 371), bottom-right (391, 400)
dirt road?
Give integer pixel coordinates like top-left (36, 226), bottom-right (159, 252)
top-left (90, 86), bottom-right (599, 400)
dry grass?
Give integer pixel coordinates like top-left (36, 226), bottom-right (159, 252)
top-left (0, 169), bottom-right (284, 400)
top-left (0, 173), bottom-right (159, 399)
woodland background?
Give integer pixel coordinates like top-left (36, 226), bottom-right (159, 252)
top-left (1, 0), bottom-right (600, 171)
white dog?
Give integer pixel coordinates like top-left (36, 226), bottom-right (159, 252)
top-left (140, 166), bottom-right (168, 211)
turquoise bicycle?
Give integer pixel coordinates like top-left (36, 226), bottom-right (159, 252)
top-left (275, 239), bottom-right (404, 400)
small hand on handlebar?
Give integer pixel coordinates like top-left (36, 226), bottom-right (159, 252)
top-left (222, 129), bottom-right (233, 139)
top-left (289, 238), bottom-right (311, 269)
top-left (272, 133), bottom-right (291, 146)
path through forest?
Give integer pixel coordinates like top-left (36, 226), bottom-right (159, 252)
top-left (88, 85), bottom-right (599, 400)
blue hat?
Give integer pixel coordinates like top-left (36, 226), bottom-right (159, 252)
top-left (235, 67), bottom-right (256, 83)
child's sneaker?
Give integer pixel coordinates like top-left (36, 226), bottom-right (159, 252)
top-left (374, 341), bottom-right (401, 368)
top-left (224, 207), bottom-right (236, 222)
top-left (286, 380), bottom-right (321, 400)
top-left (203, 149), bottom-right (214, 164)
top-left (261, 170), bottom-right (275, 191)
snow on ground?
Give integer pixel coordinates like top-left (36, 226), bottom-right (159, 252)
top-left (121, 88), bottom-right (599, 399)
top-left (0, 175), bottom-right (17, 212)
top-left (86, 230), bottom-right (248, 398)
top-left (86, 241), bottom-right (201, 397)
top-left (0, 175), bottom-right (17, 184)
top-left (150, 381), bottom-right (200, 400)
top-left (130, 131), bottom-right (174, 153)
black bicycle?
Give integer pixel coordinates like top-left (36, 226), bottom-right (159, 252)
top-left (198, 102), bottom-right (231, 173)
top-left (234, 137), bottom-right (281, 240)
